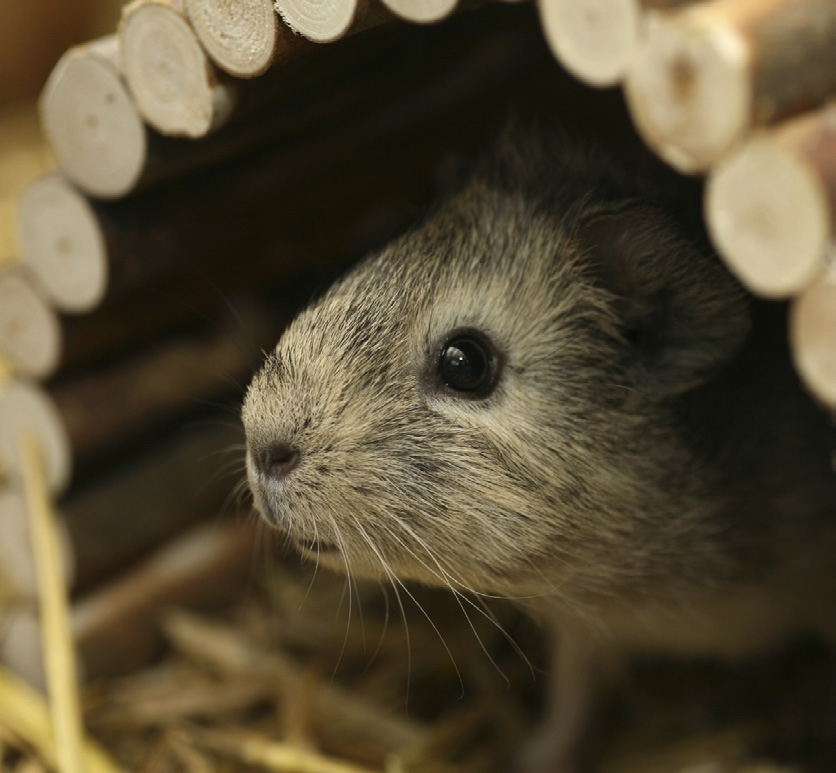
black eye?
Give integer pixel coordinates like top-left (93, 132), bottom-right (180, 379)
top-left (437, 334), bottom-right (497, 395)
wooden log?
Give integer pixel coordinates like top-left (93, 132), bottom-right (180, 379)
top-left (18, 160), bottom-right (348, 316)
top-left (16, 171), bottom-right (254, 314)
top-left (380, 0), bottom-right (459, 24)
top-left (61, 420), bottom-right (246, 595)
top-left (2, 300), bottom-right (269, 496)
top-left (0, 269), bottom-right (62, 379)
top-left (26, 6), bottom-right (556, 317)
top-left (0, 420), bottom-right (246, 606)
top-left (624, 0), bottom-right (836, 173)
top-left (39, 2), bottom-right (541, 201)
top-left (1, 519), bottom-right (259, 687)
top-left (182, 0), bottom-right (285, 77)
top-left (0, 380), bottom-right (71, 495)
top-left (54, 263), bottom-right (307, 378)
top-left (18, 175), bottom-right (109, 314)
top-left (0, 489), bottom-right (75, 602)
top-left (119, 0), bottom-right (237, 138)
top-left (50, 302), bottom-right (273, 472)
top-left (39, 36), bottom-right (149, 200)
top-left (74, 519), bottom-right (259, 678)
top-left (705, 103), bottom-right (836, 298)
top-left (536, 0), bottom-right (694, 87)
top-left (274, 0), bottom-right (389, 43)
top-left (791, 259), bottom-right (836, 408)
top-left (34, 15), bottom-right (392, 198)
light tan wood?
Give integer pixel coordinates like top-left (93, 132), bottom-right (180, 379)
top-left (18, 174), bottom-right (109, 313)
top-left (119, 0), bottom-right (237, 138)
top-left (706, 104), bottom-right (836, 298)
top-left (625, 0), bottom-right (836, 173)
top-left (183, 0), bottom-right (281, 77)
top-left (39, 36), bottom-right (148, 200)
top-left (791, 259), bottom-right (836, 408)
top-left (40, 2), bottom-right (532, 200)
top-left (0, 269), bottom-right (62, 379)
top-left (274, 0), bottom-right (388, 43)
top-left (0, 489), bottom-right (75, 601)
top-left (0, 381), bottom-right (71, 495)
top-left (380, 0), bottom-right (458, 23)
top-left (537, 0), bottom-right (695, 87)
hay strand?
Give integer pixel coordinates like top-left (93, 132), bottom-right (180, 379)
top-left (19, 433), bottom-right (83, 773)
top-left (0, 665), bottom-right (123, 773)
top-left (189, 726), bottom-right (380, 773)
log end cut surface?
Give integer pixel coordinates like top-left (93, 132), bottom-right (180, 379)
top-left (538, 0), bottom-right (641, 87)
top-left (120, 3), bottom-right (222, 138)
top-left (706, 136), bottom-right (829, 299)
top-left (380, 0), bottom-right (458, 25)
top-left (19, 174), bottom-right (108, 313)
top-left (0, 271), bottom-right (61, 379)
top-left (791, 264), bottom-right (836, 409)
top-left (39, 41), bottom-right (147, 199)
top-left (274, 0), bottom-right (360, 43)
top-left (624, 11), bottom-right (750, 173)
top-left (0, 381), bottom-right (71, 495)
top-left (184, 0), bottom-right (279, 77)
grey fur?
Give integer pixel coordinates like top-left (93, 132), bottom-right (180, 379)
top-left (243, 121), bottom-right (835, 769)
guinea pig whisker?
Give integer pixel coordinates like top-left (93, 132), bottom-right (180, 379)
top-left (348, 513), bottom-right (464, 701)
top-left (221, 474), bottom-right (253, 518)
top-left (360, 579), bottom-right (393, 675)
top-left (383, 518), bottom-right (529, 685)
top-left (379, 516), bottom-right (524, 688)
top-left (299, 521), bottom-right (324, 609)
top-left (326, 513), bottom-right (359, 681)
top-left (352, 572), bottom-right (368, 653)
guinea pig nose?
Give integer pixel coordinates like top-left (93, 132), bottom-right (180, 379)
top-left (261, 443), bottom-right (300, 480)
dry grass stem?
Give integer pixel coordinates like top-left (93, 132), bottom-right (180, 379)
top-left (0, 666), bottom-right (124, 773)
top-left (189, 726), bottom-right (382, 773)
top-left (20, 434), bottom-right (83, 773)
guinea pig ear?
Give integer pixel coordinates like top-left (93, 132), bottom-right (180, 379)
top-left (578, 203), bottom-right (752, 398)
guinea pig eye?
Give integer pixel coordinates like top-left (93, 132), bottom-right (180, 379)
top-left (437, 333), bottom-right (497, 396)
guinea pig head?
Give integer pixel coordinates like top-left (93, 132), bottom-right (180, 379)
top-left (242, 134), bottom-right (751, 603)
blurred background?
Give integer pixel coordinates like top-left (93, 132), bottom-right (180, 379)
top-left (1, 1), bottom-right (122, 106)
top-left (0, 1), bottom-right (121, 211)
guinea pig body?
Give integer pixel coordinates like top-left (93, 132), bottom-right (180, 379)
top-left (243, 121), bottom-right (836, 770)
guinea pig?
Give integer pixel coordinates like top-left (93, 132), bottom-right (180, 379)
top-left (242, 119), bottom-right (836, 771)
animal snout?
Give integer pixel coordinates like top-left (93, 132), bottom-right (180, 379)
top-left (258, 442), bottom-right (301, 481)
